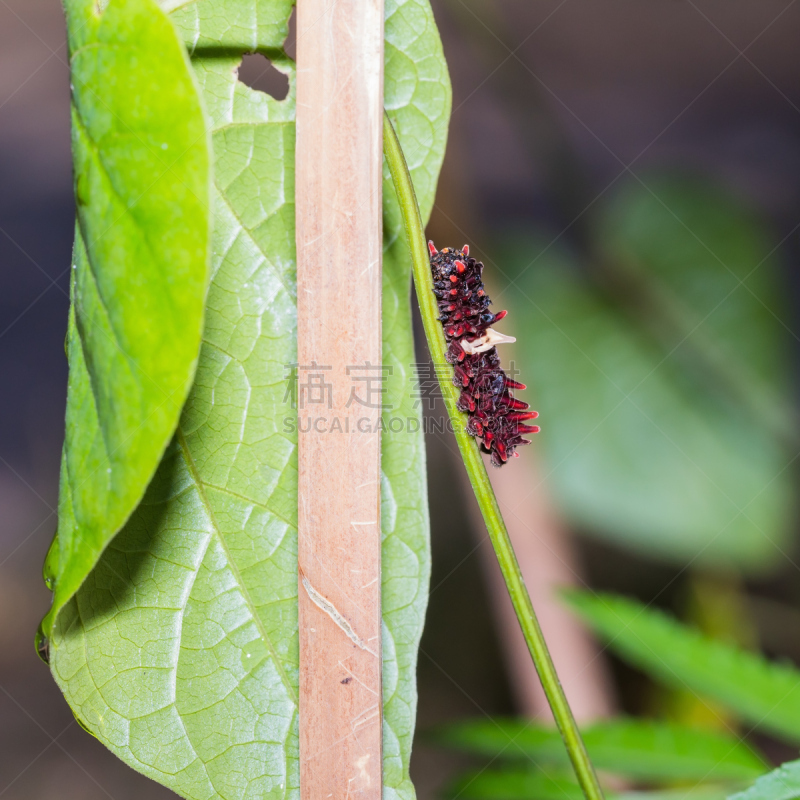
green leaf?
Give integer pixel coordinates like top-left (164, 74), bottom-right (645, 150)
top-left (43, 0), bottom-right (211, 635)
top-left (449, 768), bottom-right (588, 800)
top-left (380, 1), bottom-right (451, 791)
top-left (565, 591), bottom-right (800, 743)
top-left (597, 178), bottom-right (788, 400)
top-left (434, 717), bottom-right (767, 782)
top-left (449, 766), bottom-right (730, 800)
top-left (728, 760), bottom-right (800, 800)
top-left (49, 2), bottom-right (451, 800)
top-left (495, 204), bottom-right (792, 569)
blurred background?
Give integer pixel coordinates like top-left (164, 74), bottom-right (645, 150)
top-left (3, 1), bottom-right (800, 798)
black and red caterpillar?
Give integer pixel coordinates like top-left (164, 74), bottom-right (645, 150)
top-left (429, 241), bottom-right (539, 466)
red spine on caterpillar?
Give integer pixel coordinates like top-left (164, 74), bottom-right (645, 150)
top-left (428, 241), bottom-right (539, 466)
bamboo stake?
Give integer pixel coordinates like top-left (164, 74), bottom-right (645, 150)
top-left (296, 2), bottom-right (385, 798)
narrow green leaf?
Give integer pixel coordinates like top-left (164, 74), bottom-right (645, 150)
top-left (450, 766), bottom-right (729, 800)
top-left (49, 2), bottom-right (451, 799)
top-left (44, 0), bottom-right (211, 635)
top-left (729, 759), bottom-right (800, 800)
top-left (566, 591), bottom-right (800, 743)
top-left (435, 718), bottom-right (767, 782)
top-left (449, 768), bottom-right (587, 800)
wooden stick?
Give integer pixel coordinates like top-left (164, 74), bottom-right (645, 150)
top-left (296, 1), bottom-right (385, 798)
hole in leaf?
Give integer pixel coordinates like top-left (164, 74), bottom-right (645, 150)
top-left (237, 54), bottom-right (289, 101)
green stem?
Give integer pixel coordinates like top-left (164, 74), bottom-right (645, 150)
top-left (383, 112), bottom-right (605, 800)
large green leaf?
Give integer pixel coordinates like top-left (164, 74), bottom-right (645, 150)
top-left (434, 717), bottom-right (767, 782)
top-left (48, 2), bottom-right (451, 800)
top-left (566, 592), bottom-right (800, 743)
top-left (494, 179), bottom-right (793, 570)
top-left (728, 760), bottom-right (800, 800)
top-left (42, 0), bottom-right (211, 635)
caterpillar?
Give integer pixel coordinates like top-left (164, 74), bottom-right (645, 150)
top-left (429, 241), bottom-right (539, 466)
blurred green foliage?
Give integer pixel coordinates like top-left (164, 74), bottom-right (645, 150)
top-left (565, 591), bottom-right (800, 743)
top-left (491, 175), bottom-right (794, 571)
top-left (434, 717), bottom-right (767, 782)
top-left (446, 767), bottom-right (731, 800)
top-left (436, 592), bottom-right (800, 800)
